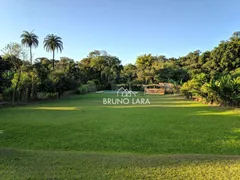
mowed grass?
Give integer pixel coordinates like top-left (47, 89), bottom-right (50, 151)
top-left (2, 149), bottom-right (240, 180)
top-left (0, 93), bottom-right (240, 179)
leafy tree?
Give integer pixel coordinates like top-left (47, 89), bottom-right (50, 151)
top-left (232, 31), bottom-right (240, 38)
top-left (1, 43), bottom-right (27, 103)
top-left (101, 56), bottom-right (122, 86)
top-left (178, 50), bottom-right (201, 77)
top-left (121, 64), bottom-right (137, 85)
top-left (0, 56), bottom-right (12, 95)
top-left (180, 73), bottom-right (209, 99)
top-left (136, 54), bottom-right (157, 84)
top-left (20, 30), bottom-right (39, 99)
top-left (136, 54), bottom-right (157, 68)
top-left (79, 51), bottom-right (122, 89)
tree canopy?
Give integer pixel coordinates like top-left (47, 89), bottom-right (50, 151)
top-left (0, 31), bottom-right (239, 106)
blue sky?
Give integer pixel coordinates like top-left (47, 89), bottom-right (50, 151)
top-left (0, 0), bottom-right (239, 64)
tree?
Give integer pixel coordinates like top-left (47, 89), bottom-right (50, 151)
top-left (21, 31), bottom-right (39, 99)
top-left (181, 73), bottom-right (209, 99)
top-left (78, 51), bottom-right (123, 90)
top-left (136, 54), bottom-right (157, 84)
top-left (101, 56), bottom-right (122, 87)
top-left (157, 55), bottom-right (168, 62)
top-left (0, 56), bottom-right (12, 95)
top-left (43, 34), bottom-right (63, 71)
top-left (1, 43), bottom-right (27, 103)
top-left (232, 31), bottom-right (240, 38)
top-left (20, 30), bottom-right (39, 64)
top-left (136, 54), bottom-right (157, 68)
top-left (178, 50), bottom-right (201, 77)
top-left (79, 57), bottom-right (97, 84)
top-left (88, 50), bottom-right (108, 58)
top-left (121, 64), bottom-right (137, 84)
top-left (156, 65), bottom-right (189, 84)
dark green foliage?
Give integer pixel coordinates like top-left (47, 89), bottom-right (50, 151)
top-left (0, 56), bottom-right (12, 95)
top-left (181, 74), bottom-right (240, 106)
top-left (76, 81), bottom-right (97, 94)
top-left (79, 51), bottom-right (122, 90)
top-left (1, 33), bottom-right (240, 107)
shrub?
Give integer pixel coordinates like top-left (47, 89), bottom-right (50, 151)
top-left (77, 81), bottom-right (97, 94)
top-left (37, 92), bottom-right (58, 100)
top-left (2, 87), bottom-right (14, 102)
top-left (181, 74), bottom-right (240, 106)
top-left (47, 93), bottom-right (58, 99)
top-left (78, 85), bottom-right (89, 94)
top-left (181, 73), bottom-right (209, 98)
top-left (87, 81), bottom-right (97, 92)
top-left (180, 81), bottom-right (193, 99)
top-left (214, 75), bottom-right (240, 106)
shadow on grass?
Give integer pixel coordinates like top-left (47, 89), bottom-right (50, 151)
top-left (1, 148), bottom-right (240, 179)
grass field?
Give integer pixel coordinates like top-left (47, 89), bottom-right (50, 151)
top-left (0, 93), bottom-right (240, 179)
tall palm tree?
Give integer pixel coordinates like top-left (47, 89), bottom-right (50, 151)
top-left (20, 30), bottom-right (39, 64)
top-left (43, 34), bottom-right (63, 70)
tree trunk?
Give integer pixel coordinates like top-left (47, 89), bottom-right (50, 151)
top-left (31, 70), bottom-right (34, 100)
top-left (58, 90), bottom-right (61, 98)
top-left (30, 47), bottom-right (34, 100)
top-left (30, 46), bottom-right (32, 64)
top-left (53, 50), bottom-right (55, 71)
top-left (13, 69), bottom-right (21, 104)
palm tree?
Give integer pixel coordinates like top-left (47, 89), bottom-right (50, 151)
top-left (43, 34), bottom-right (63, 70)
top-left (20, 30), bottom-right (39, 64)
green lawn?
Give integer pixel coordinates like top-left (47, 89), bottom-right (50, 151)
top-left (0, 93), bottom-right (240, 179)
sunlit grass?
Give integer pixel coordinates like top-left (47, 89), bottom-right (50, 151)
top-left (1, 149), bottom-right (240, 179)
top-left (0, 93), bottom-right (240, 179)
top-left (0, 94), bottom-right (239, 154)
top-left (192, 110), bottom-right (237, 116)
top-left (105, 104), bottom-right (205, 108)
top-left (233, 128), bottom-right (240, 133)
top-left (30, 107), bottom-right (78, 110)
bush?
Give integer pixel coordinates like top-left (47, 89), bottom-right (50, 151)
top-left (47, 93), bottom-right (58, 99)
top-left (37, 92), bottom-right (58, 100)
top-left (181, 74), bottom-right (240, 106)
top-left (77, 81), bottom-right (97, 94)
top-left (181, 73), bottom-right (208, 98)
top-left (214, 75), bottom-right (240, 106)
top-left (2, 87), bottom-right (14, 102)
top-left (180, 81), bottom-right (193, 99)
top-left (78, 85), bottom-right (89, 94)
top-left (87, 81), bottom-right (97, 92)
top-left (63, 90), bottom-right (76, 96)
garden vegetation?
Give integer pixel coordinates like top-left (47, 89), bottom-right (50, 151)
top-left (0, 31), bottom-right (240, 106)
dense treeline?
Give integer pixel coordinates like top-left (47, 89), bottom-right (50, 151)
top-left (0, 31), bottom-right (239, 106)
top-left (179, 35), bottom-right (240, 107)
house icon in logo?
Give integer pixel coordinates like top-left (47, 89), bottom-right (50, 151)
top-left (117, 87), bottom-right (138, 97)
